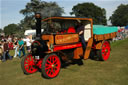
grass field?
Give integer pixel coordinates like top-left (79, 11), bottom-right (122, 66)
top-left (0, 38), bottom-right (128, 85)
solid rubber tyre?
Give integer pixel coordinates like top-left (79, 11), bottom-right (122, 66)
top-left (41, 53), bottom-right (61, 79)
top-left (21, 54), bottom-right (38, 74)
top-left (97, 41), bottom-right (111, 61)
top-left (89, 49), bottom-right (96, 59)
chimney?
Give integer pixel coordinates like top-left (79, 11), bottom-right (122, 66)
top-left (35, 13), bottom-right (41, 38)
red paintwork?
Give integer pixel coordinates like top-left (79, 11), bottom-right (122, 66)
top-left (67, 27), bottom-right (76, 33)
top-left (45, 55), bottom-right (61, 78)
top-left (53, 42), bottom-right (82, 51)
top-left (32, 41), bottom-right (41, 45)
top-left (57, 27), bottom-right (76, 34)
top-left (101, 41), bottom-right (110, 61)
top-left (24, 54), bottom-right (38, 73)
top-left (61, 30), bottom-right (67, 34)
top-left (36, 58), bottom-right (43, 69)
top-left (91, 43), bottom-right (96, 49)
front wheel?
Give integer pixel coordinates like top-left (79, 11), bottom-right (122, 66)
top-left (21, 54), bottom-right (38, 74)
top-left (97, 41), bottom-right (111, 61)
top-left (41, 53), bottom-right (61, 79)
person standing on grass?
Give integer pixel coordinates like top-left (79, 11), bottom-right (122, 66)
top-left (24, 35), bottom-right (32, 53)
top-left (8, 40), bottom-right (13, 50)
top-left (0, 41), bottom-right (3, 61)
top-left (0, 47), bottom-right (3, 61)
top-left (13, 38), bottom-right (18, 58)
top-left (2, 40), bottom-right (12, 62)
top-left (18, 37), bottom-right (25, 58)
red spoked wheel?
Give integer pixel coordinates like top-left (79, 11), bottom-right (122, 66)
top-left (97, 41), bottom-right (111, 61)
top-left (21, 54), bottom-right (38, 74)
top-left (41, 54), bottom-right (61, 79)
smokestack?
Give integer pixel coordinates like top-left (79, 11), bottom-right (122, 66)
top-left (35, 13), bottom-right (41, 38)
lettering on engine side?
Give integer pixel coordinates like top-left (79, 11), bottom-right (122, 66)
top-left (55, 34), bottom-right (79, 44)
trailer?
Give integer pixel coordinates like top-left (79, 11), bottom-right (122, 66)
top-left (21, 13), bottom-right (117, 79)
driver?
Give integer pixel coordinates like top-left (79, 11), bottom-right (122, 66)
top-left (76, 20), bottom-right (86, 51)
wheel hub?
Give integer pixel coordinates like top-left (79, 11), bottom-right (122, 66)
top-left (105, 49), bottom-right (108, 53)
top-left (51, 64), bottom-right (56, 68)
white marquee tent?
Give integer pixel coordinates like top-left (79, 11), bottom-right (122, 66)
top-left (24, 29), bottom-right (44, 35)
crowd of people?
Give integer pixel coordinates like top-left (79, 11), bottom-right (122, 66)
top-left (0, 35), bottom-right (32, 62)
top-left (113, 28), bottom-right (128, 41)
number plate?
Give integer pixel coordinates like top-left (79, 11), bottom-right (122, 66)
top-left (35, 56), bottom-right (40, 59)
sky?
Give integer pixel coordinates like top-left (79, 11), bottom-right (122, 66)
top-left (0, 0), bottom-right (128, 29)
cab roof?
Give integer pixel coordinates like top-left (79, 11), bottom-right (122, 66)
top-left (42, 16), bottom-right (92, 22)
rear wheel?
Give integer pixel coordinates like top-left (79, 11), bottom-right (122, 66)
top-left (89, 49), bottom-right (96, 60)
top-left (97, 41), bottom-right (111, 61)
top-left (21, 54), bottom-right (38, 74)
top-left (41, 54), bottom-right (61, 79)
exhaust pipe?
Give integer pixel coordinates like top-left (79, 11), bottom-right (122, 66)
top-left (35, 13), bottom-right (41, 38)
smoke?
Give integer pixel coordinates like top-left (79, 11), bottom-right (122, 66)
top-left (40, 6), bottom-right (62, 18)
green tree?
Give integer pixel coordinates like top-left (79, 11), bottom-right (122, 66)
top-left (70, 3), bottom-right (107, 25)
top-left (0, 29), bottom-right (3, 33)
top-left (109, 4), bottom-right (128, 26)
top-left (4, 24), bottom-right (20, 35)
top-left (20, 0), bottom-right (64, 30)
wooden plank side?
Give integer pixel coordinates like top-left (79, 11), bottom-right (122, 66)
top-left (105, 34), bottom-right (110, 40)
top-left (73, 47), bottom-right (83, 59)
top-left (95, 35), bottom-right (104, 41)
top-left (94, 32), bottom-right (117, 41)
top-left (96, 42), bottom-right (102, 49)
top-left (84, 38), bottom-right (93, 59)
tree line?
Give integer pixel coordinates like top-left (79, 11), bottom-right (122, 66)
top-left (2, 0), bottom-right (128, 35)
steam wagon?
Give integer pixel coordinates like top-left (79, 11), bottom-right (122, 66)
top-left (21, 13), bottom-right (118, 79)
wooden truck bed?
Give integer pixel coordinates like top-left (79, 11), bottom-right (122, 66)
top-left (94, 32), bottom-right (117, 41)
